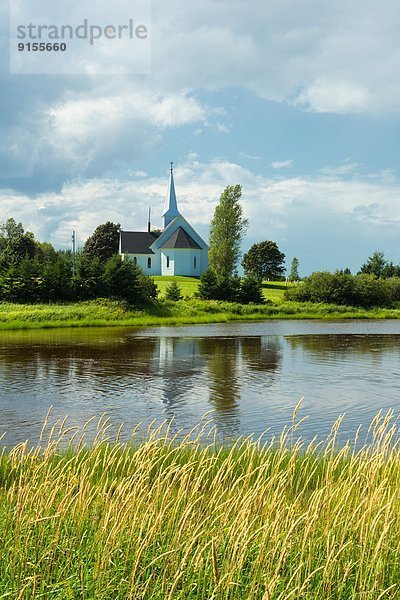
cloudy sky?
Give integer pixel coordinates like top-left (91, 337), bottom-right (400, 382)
top-left (2, 0), bottom-right (400, 275)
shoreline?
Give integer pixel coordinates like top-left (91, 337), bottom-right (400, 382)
top-left (0, 298), bottom-right (399, 331)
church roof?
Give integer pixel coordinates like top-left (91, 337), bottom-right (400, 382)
top-left (120, 231), bottom-right (160, 254)
top-left (161, 226), bottom-right (202, 249)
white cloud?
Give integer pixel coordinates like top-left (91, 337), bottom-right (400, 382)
top-left (148, 0), bottom-right (400, 113)
top-left (271, 160), bottom-right (293, 170)
top-left (46, 88), bottom-right (207, 169)
top-left (294, 80), bottom-right (370, 114)
top-left (3, 0), bottom-right (400, 184)
top-left (319, 162), bottom-right (359, 176)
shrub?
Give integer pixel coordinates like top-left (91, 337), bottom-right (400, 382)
top-left (286, 271), bottom-right (400, 308)
top-left (198, 269), bottom-right (265, 304)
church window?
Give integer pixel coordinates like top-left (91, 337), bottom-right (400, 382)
top-left (166, 256), bottom-right (170, 268)
top-left (194, 256), bottom-right (197, 269)
top-left (147, 257), bottom-right (151, 269)
top-left (133, 257), bottom-right (137, 266)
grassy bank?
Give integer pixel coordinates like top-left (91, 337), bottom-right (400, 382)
top-left (0, 298), bottom-right (399, 330)
top-left (1, 413), bottom-right (400, 598)
top-left (0, 299), bottom-right (400, 330)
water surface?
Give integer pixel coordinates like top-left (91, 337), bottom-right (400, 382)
top-left (1, 320), bottom-right (400, 447)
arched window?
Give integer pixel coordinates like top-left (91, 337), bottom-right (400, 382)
top-left (166, 256), bottom-right (170, 268)
top-left (133, 257), bottom-right (137, 266)
top-left (147, 257), bottom-right (151, 269)
top-left (194, 256), bottom-right (197, 269)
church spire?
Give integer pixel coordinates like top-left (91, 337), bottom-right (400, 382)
top-left (162, 161), bottom-right (180, 228)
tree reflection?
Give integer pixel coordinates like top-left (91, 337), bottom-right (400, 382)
top-left (286, 334), bottom-right (400, 358)
top-left (0, 331), bottom-right (282, 444)
top-left (241, 336), bottom-right (281, 373)
top-left (199, 337), bottom-right (241, 437)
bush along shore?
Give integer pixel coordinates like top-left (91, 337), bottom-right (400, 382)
top-left (0, 298), bottom-right (400, 330)
top-left (1, 411), bottom-right (400, 598)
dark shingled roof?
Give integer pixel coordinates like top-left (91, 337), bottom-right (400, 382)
top-left (161, 227), bottom-right (201, 249)
top-left (120, 231), bottom-right (160, 254)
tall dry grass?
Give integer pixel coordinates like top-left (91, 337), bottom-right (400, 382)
top-left (1, 411), bottom-right (400, 598)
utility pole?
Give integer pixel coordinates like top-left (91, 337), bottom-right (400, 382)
top-left (71, 230), bottom-right (76, 277)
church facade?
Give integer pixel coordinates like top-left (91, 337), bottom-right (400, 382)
top-left (119, 165), bottom-right (209, 276)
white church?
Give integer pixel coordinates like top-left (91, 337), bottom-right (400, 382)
top-left (119, 164), bottom-right (209, 276)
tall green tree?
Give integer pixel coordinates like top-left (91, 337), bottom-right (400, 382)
top-left (359, 251), bottom-right (387, 277)
top-left (0, 218), bottom-right (24, 251)
top-left (242, 240), bottom-right (285, 280)
top-left (359, 251), bottom-right (400, 278)
top-left (208, 185), bottom-right (248, 278)
top-left (289, 257), bottom-right (300, 281)
top-left (82, 222), bottom-right (120, 263)
top-left (0, 233), bottom-right (37, 266)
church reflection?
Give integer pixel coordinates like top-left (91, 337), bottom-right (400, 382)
top-left (0, 333), bottom-right (282, 440)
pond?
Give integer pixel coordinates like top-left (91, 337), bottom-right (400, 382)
top-left (1, 320), bottom-right (400, 447)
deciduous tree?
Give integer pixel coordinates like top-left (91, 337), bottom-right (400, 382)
top-left (208, 185), bottom-right (248, 278)
top-left (242, 240), bottom-right (285, 280)
top-left (82, 222), bottom-right (120, 263)
top-left (289, 257), bottom-right (300, 282)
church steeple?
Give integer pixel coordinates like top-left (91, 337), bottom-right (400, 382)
top-left (162, 161), bottom-right (180, 228)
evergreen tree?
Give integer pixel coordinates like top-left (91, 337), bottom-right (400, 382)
top-left (197, 269), bottom-right (220, 300)
top-left (42, 256), bottom-right (74, 301)
top-left (359, 251), bottom-right (400, 278)
top-left (238, 275), bottom-right (265, 304)
top-left (165, 281), bottom-right (183, 301)
top-left (73, 255), bottom-right (106, 300)
top-left (102, 255), bottom-right (157, 304)
top-left (208, 185), bottom-right (248, 278)
top-left (197, 269), bottom-right (242, 302)
top-left (359, 251), bottom-right (387, 278)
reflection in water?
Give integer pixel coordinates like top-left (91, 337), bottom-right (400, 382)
top-left (200, 337), bottom-right (241, 436)
top-left (286, 334), bottom-right (400, 357)
top-left (1, 327), bottom-right (400, 447)
top-left (0, 331), bottom-right (282, 445)
top-left (241, 337), bottom-right (281, 373)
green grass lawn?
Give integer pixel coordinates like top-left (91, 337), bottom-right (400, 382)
top-left (153, 275), bottom-right (200, 297)
top-left (153, 276), bottom-right (290, 303)
top-left (262, 281), bottom-right (290, 303)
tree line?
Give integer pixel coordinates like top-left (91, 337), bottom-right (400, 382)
top-left (0, 219), bottom-right (157, 304)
